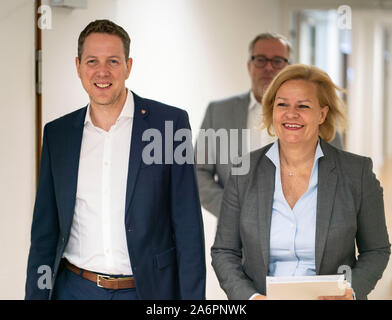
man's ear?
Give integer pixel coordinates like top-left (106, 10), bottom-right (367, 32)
top-left (247, 60), bottom-right (251, 75)
top-left (125, 57), bottom-right (133, 79)
top-left (75, 57), bottom-right (81, 79)
top-left (319, 105), bottom-right (329, 124)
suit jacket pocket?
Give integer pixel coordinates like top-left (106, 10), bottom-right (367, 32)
top-left (155, 247), bottom-right (176, 269)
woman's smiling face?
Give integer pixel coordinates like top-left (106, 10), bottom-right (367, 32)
top-left (273, 79), bottom-right (329, 146)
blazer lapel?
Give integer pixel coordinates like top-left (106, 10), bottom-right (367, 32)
top-left (124, 93), bottom-right (149, 223)
top-left (315, 140), bottom-right (337, 274)
top-left (60, 107), bottom-right (86, 233)
top-left (233, 92), bottom-right (250, 156)
top-left (256, 156), bottom-right (275, 271)
top-left (234, 92), bottom-right (250, 131)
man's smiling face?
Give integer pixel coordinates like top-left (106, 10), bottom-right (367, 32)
top-left (76, 33), bottom-right (132, 108)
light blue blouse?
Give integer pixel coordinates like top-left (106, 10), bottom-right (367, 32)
top-left (265, 140), bottom-right (324, 277)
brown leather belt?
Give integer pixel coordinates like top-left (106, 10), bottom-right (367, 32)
top-left (65, 261), bottom-right (135, 290)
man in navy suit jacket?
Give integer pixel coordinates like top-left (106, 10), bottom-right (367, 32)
top-left (25, 19), bottom-right (205, 300)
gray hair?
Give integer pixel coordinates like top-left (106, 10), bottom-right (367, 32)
top-left (248, 32), bottom-right (292, 56)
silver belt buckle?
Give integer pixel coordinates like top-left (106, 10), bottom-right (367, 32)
top-left (97, 274), bottom-right (110, 288)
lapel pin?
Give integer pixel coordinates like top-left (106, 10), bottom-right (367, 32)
top-left (141, 109), bottom-right (146, 115)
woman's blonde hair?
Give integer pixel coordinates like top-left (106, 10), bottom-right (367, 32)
top-left (261, 64), bottom-right (347, 142)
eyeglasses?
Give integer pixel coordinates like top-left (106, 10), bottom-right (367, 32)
top-left (250, 55), bottom-right (289, 69)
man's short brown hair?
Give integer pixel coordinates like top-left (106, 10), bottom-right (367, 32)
top-left (78, 19), bottom-right (131, 61)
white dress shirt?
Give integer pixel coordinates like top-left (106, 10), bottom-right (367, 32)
top-left (63, 90), bottom-right (134, 275)
top-left (247, 91), bottom-right (276, 153)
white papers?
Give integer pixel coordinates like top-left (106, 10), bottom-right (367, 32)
top-left (266, 275), bottom-right (347, 300)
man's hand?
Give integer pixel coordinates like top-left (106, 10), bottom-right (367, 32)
top-left (252, 294), bottom-right (267, 300)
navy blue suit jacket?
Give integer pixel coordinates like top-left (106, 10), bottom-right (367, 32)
top-left (25, 92), bottom-right (206, 299)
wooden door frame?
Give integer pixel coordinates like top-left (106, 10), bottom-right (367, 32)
top-left (35, 0), bottom-right (42, 184)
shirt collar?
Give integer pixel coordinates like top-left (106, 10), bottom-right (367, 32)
top-left (266, 138), bottom-right (324, 169)
top-left (248, 90), bottom-right (261, 111)
top-left (84, 89), bottom-right (134, 125)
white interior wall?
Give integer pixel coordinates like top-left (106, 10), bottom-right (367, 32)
top-left (114, 0), bottom-right (282, 137)
top-left (116, 0), bottom-right (282, 301)
top-left (325, 11), bottom-right (341, 87)
top-left (372, 22), bottom-right (384, 171)
top-left (0, 0), bottom-right (35, 299)
top-left (42, 0), bottom-right (283, 137)
top-left (347, 9), bottom-right (389, 172)
top-left (4, 0), bottom-right (389, 300)
top-left (387, 27), bottom-right (392, 159)
top-left (281, 2), bottom-right (392, 299)
top-left (40, 0), bottom-right (282, 300)
top-left (41, 0), bottom-right (118, 126)
top-left (280, 1), bottom-right (392, 173)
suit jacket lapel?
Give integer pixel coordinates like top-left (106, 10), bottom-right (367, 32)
top-left (315, 140), bottom-right (337, 274)
top-left (256, 155), bottom-right (275, 271)
top-left (124, 92), bottom-right (149, 223)
top-left (234, 92), bottom-right (250, 131)
top-left (60, 107), bottom-right (86, 233)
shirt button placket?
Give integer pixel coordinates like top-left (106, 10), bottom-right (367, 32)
top-left (102, 132), bottom-right (113, 270)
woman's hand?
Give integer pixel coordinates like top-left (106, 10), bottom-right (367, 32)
top-left (318, 288), bottom-right (354, 300)
top-left (252, 294), bottom-right (267, 300)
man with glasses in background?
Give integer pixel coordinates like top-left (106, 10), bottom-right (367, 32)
top-left (195, 33), bottom-right (343, 218)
